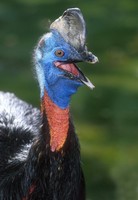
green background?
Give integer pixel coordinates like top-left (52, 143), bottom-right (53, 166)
top-left (0, 0), bottom-right (138, 199)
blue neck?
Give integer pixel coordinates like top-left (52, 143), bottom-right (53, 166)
top-left (43, 75), bottom-right (81, 109)
top-left (35, 31), bottom-right (83, 109)
top-left (37, 61), bottom-right (82, 109)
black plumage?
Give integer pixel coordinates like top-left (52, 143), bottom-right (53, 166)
top-left (0, 8), bottom-right (98, 200)
top-left (0, 92), bottom-right (85, 200)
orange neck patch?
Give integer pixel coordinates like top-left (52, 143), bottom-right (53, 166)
top-left (42, 90), bottom-right (69, 152)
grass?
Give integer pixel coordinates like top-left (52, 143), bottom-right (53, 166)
top-left (0, 0), bottom-right (138, 199)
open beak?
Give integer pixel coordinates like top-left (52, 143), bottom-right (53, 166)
top-left (51, 8), bottom-right (98, 89)
top-left (54, 61), bottom-right (95, 89)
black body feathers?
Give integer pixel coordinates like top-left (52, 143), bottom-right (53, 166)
top-left (0, 92), bottom-right (85, 200)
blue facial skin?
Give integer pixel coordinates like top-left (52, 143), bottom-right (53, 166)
top-left (35, 30), bottom-right (84, 109)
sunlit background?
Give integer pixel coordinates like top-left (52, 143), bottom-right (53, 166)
top-left (0, 0), bottom-right (138, 199)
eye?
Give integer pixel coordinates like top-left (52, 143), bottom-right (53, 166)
top-left (55, 50), bottom-right (64, 57)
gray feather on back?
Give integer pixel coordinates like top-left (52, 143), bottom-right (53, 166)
top-left (0, 92), bottom-right (41, 135)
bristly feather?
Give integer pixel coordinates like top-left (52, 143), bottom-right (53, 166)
top-left (0, 92), bottom-right (85, 199)
top-left (0, 8), bottom-right (98, 200)
top-left (0, 92), bottom-right (41, 199)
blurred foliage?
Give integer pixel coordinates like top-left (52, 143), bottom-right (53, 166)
top-left (0, 0), bottom-right (138, 199)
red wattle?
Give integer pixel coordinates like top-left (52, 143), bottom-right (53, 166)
top-left (42, 90), bottom-right (69, 152)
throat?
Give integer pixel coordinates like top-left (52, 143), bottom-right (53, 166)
top-left (41, 90), bottom-right (69, 152)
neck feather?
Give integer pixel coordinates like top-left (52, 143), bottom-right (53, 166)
top-left (41, 90), bottom-right (69, 152)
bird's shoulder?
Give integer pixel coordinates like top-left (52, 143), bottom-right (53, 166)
top-left (0, 91), bottom-right (41, 134)
top-left (0, 92), bottom-right (41, 163)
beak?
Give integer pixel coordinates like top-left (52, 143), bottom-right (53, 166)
top-left (76, 65), bottom-right (95, 89)
top-left (54, 61), bottom-right (95, 89)
top-left (81, 50), bottom-right (99, 64)
top-left (51, 8), bottom-right (98, 89)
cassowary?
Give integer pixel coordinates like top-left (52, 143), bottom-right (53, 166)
top-left (0, 8), bottom-right (98, 200)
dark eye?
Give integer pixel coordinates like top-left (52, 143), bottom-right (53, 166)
top-left (55, 50), bottom-right (64, 57)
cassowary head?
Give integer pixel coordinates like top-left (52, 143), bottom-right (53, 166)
top-left (34, 8), bottom-right (98, 109)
